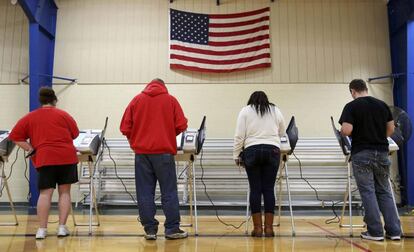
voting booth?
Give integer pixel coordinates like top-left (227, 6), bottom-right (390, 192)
top-left (244, 116), bottom-right (299, 236)
top-left (174, 116), bottom-right (206, 235)
top-left (331, 117), bottom-right (400, 236)
top-left (72, 129), bottom-right (103, 235)
top-left (0, 130), bottom-right (18, 226)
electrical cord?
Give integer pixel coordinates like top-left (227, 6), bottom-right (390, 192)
top-left (0, 147), bottom-right (21, 197)
top-left (293, 152), bottom-right (323, 202)
top-left (103, 139), bottom-right (137, 204)
top-left (103, 139), bottom-right (193, 219)
top-left (76, 192), bottom-right (91, 205)
top-left (74, 143), bottom-right (105, 208)
top-left (23, 150), bottom-right (32, 202)
top-left (177, 163), bottom-right (190, 180)
top-left (0, 162), bottom-right (5, 197)
top-left (292, 152), bottom-right (359, 224)
top-left (199, 149), bottom-right (248, 229)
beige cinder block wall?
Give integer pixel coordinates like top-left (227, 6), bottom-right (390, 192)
top-left (0, 0), bottom-right (394, 202)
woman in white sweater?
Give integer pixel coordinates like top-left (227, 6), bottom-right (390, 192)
top-left (234, 91), bottom-right (286, 237)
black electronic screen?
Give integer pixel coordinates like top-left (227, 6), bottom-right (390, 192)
top-left (330, 116), bottom-right (351, 156)
top-left (95, 117), bottom-right (109, 155)
top-left (286, 116), bottom-right (298, 154)
top-left (196, 116), bottom-right (206, 154)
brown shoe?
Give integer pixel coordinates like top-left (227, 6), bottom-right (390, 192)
top-left (251, 213), bottom-right (263, 237)
top-left (264, 213), bottom-right (275, 237)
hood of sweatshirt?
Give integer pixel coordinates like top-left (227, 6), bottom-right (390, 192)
top-left (142, 80), bottom-right (168, 97)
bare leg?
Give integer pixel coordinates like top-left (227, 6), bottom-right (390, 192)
top-left (37, 188), bottom-right (54, 228)
top-left (58, 184), bottom-right (72, 225)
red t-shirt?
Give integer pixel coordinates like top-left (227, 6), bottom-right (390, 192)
top-left (9, 107), bottom-right (79, 168)
top-left (120, 80), bottom-right (188, 154)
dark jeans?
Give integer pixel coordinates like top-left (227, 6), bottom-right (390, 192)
top-left (244, 144), bottom-right (281, 214)
top-left (134, 154), bottom-right (180, 235)
top-left (352, 150), bottom-right (401, 237)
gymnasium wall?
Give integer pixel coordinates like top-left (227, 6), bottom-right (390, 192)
top-left (0, 0), bottom-right (393, 201)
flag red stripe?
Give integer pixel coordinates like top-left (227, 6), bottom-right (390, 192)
top-left (170, 63), bottom-right (271, 73)
top-left (170, 53), bottom-right (270, 65)
top-left (209, 25), bottom-right (269, 37)
top-left (209, 7), bottom-right (269, 19)
top-left (170, 44), bottom-right (270, 56)
top-left (208, 34), bottom-right (269, 46)
top-left (209, 16), bottom-right (269, 28)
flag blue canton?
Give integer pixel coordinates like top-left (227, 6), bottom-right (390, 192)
top-left (170, 9), bottom-right (209, 45)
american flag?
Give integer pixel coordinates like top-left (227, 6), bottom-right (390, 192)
top-left (169, 8), bottom-right (271, 73)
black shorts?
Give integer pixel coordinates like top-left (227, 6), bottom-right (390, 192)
top-left (37, 164), bottom-right (79, 190)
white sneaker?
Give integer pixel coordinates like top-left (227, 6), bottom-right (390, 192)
top-left (165, 229), bottom-right (188, 240)
top-left (35, 228), bottom-right (47, 239)
top-left (360, 231), bottom-right (384, 241)
top-left (386, 234), bottom-right (401, 241)
top-left (57, 225), bottom-right (70, 237)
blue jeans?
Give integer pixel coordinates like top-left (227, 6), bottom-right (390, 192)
top-left (352, 150), bottom-right (401, 237)
top-left (134, 154), bottom-right (180, 235)
top-left (244, 144), bottom-right (280, 214)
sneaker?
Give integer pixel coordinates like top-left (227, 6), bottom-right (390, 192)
top-left (386, 234), bottom-right (401, 241)
top-left (144, 233), bottom-right (157, 240)
top-left (165, 229), bottom-right (188, 240)
top-left (360, 231), bottom-right (384, 241)
top-left (57, 225), bottom-right (70, 237)
top-left (35, 228), bottom-right (47, 239)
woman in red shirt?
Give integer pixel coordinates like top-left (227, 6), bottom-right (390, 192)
top-left (9, 87), bottom-right (79, 239)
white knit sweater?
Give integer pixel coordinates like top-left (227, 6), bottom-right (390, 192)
top-left (233, 105), bottom-right (286, 159)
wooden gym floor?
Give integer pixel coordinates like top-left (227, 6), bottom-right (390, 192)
top-left (0, 214), bottom-right (413, 252)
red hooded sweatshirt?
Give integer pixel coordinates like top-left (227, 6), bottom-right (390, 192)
top-left (120, 80), bottom-right (188, 154)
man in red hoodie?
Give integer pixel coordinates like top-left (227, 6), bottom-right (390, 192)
top-left (120, 78), bottom-right (188, 240)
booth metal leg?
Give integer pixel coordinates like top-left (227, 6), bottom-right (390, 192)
top-left (97, 160), bottom-right (102, 205)
top-left (274, 163), bottom-right (284, 227)
top-left (182, 162), bottom-right (188, 204)
top-left (245, 183), bottom-right (250, 235)
top-left (187, 161), bottom-right (194, 229)
top-left (339, 184), bottom-right (349, 227)
top-left (0, 162), bottom-right (18, 226)
top-left (339, 167), bottom-right (403, 237)
top-left (339, 187), bottom-right (365, 228)
top-left (180, 159), bottom-right (198, 235)
top-left (283, 160), bottom-right (295, 236)
top-left (72, 161), bottom-right (100, 235)
top-left (348, 162), bottom-right (353, 236)
top-left (192, 161), bottom-right (198, 235)
top-left (339, 162), bottom-right (364, 235)
top-left (388, 179), bottom-right (404, 235)
top-left (245, 157), bottom-right (295, 236)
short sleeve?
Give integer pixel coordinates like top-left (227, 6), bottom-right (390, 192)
top-left (339, 103), bottom-right (354, 125)
top-left (9, 115), bottom-right (30, 142)
top-left (386, 105), bottom-right (393, 122)
top-left (63, 112), bottom-right (79, 139)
